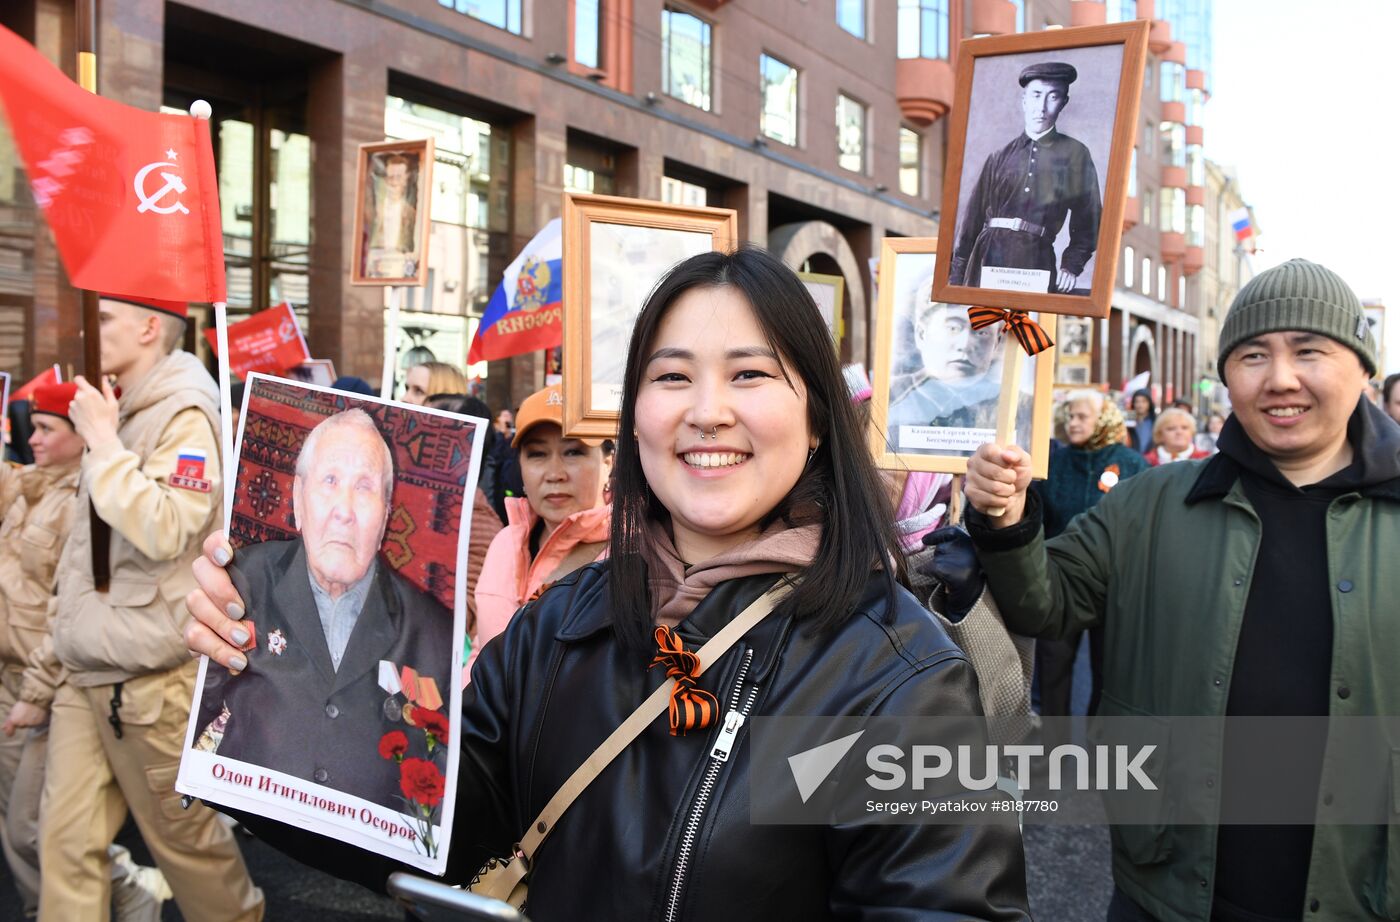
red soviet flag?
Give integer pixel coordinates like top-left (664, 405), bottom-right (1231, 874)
top-left (0, 26), bottom-right (225, 303)
top-left (203, 303), bottom-right (311, 378)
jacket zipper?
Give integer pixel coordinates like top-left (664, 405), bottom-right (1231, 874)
top-left (664, 648), bottom-right (758, 922)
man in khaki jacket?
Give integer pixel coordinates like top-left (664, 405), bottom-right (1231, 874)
top-left (0, 382), bottom-right (83, 914)
top-left (37, 295), bottom-right (263, 921)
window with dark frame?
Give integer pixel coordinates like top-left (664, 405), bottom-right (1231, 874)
top-left (899, 127), bottom-right (921, 196)
top-left (437, 0), bottom-right (522, 36)
top-left (897, 0), bottom-right (950, 60)
top-left (836, 94), bottom-right (866, 174)
top-left (760, 54), bottom-right (799, 146)
top-left (662, 8), bottom-right (713, 111)
top-left (575, 0), bottom-right (602, 70)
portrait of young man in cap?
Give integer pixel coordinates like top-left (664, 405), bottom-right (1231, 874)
top-left (949, 60), bottom-right (1103, 295)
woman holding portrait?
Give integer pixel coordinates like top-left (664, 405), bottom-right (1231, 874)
top-left (185, 248), bottom-right (1029, 920)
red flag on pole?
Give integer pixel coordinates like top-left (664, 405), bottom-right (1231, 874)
top-left (202, 303), bottom-right (311, 378)
top-left (10, 365), bottom-right (62, 402)
top-left (0, 25), bottom-right (225, 303)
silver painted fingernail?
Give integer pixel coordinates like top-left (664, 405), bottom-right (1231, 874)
top-left (226, 602), bottom-right (245, 620)
top-left (229, 655), bottom-right (247, 674)
top-left (213, 546), bottom-right (231, 566)
top-left (231, 627), bottom-right (249, 646)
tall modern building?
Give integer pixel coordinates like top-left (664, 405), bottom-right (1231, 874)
top-left (0, 0), bottom-right (1235, 411)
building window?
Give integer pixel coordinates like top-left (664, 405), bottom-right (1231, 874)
top-left (760, 54), bottom-right (798, 146)
top-left (1186, 143), bottom-right (1204, 187)
top-left (1128, 148), bottom-right (1139, 198)
top-left (437, 0), bottom-right (522, 35)
top-left (1010, 0), bottom-right (1026, 31)
top-left (1188, 203), bottom-right (1205, 247)
top-left (897, 0), bottom-right (950, 60)
top-left (1160, 61), bottom-right (1186, 104)
top-left (1157, 265), bottom-right (1167, 301)
top-left (836, 94), bottom-right (866, 173)
top-left (1160, 187), bottom-right (1185, 234)
top-left (899, 127), bottom-right (921, 196)
top-left (1143, 187), bottom-right (1153, 228)
top-left (1124, 245), bottom-right (1135, 288)
top-left (1142, 257), bottom-right (1152, 296)
top-left (1188, 87), bottom-right (1205, 126)
top-left (1160, 121), bottom-right (1185, 168)
top-left (575, 0), bottom-right (602, 69)
top-left (384, 94), bottom-right (512, 375)
top-left (1105, 0), bottom-right (1136, 23)
top-left (836, 0), bottom-right (866, 38)
top-left (662, 8), bottom-right (712, 111)
top-left (661, 176), bottom-right (707, 206)
top-left (1178, 275), bottom-right (1186, 308)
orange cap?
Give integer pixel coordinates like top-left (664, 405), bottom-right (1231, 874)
top-left (511, 385), bottom-right (605, 448)
top-left (31, 382), bottom-right (79, 419)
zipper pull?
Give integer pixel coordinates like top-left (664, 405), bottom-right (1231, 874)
top-left (710, 709), bottom-right (745, 762)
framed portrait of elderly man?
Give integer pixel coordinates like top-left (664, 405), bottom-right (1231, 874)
top-left (562, 192), bottom-right (737, 439)
top-left (933, 22), bottom-right (1149, 319)
top-left (177, 375), bottom-right (485, 873)
top-left (351, 138), bottom-right (435, 287)
top-left (870, 238), bottom-right (1055, 477)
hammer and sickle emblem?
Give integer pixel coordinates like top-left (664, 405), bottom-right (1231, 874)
top-left (133, 161), bottom-right (189, 215)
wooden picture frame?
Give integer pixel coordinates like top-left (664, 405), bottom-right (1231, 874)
top-left (561, 193), bottom-right (738, 439)
top-left (870, 237), bottom-right (1055, 477)
top-left (350, 138), bottom-right (435, 287)
top-left (933, 21), bottom-right (1150, 318)
top-left (797, 271), bottom-right (846, 348)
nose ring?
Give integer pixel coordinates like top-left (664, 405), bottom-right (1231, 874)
top-left (709, 427), bottom-right (718, 441)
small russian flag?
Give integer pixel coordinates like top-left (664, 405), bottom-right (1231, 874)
top-left (1228, 207), bottom-right (1253, 243)
top-left (176, 449), bottom-right (207, 480)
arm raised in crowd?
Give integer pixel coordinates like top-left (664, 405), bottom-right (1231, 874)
top-left (72, 375), bottom-right (222, 562)
top-left (962, 442), bottom-right (1114, 641)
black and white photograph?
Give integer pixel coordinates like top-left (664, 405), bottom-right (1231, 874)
top-left (177, 375), bottom-right (483, 873)
top-left (935, 22), bottom-right (1149, 318)
top-left (351, 138), bottom-right (434, 286)
top-left (1055, 316), bottom-right (1094, 385)
top-left (870, 239), bottom-right (1055, 476)
top-left (798, 271), bottom-right (846, 346)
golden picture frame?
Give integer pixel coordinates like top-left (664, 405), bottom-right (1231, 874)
top-left (350, 138), bottom-right (435, 287)
top-left (797, 271), bottom-right (846, 349)
top-left (869, 237), bottom-right (1055, 477)
top-left (561, 192), bottom-right (738, 440)
top-left (933, 21), bottom-right (1150, 319)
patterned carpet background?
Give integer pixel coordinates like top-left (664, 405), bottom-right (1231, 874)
top-left (230, 378), bottom-right (479, 611)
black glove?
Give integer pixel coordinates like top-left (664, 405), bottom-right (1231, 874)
top-left (917, 526), bottom-right (986, 622)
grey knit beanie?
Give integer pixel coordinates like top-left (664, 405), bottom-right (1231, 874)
top-left (1217, 258), bottom-right (1377, 381)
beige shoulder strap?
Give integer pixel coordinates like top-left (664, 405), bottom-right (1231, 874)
top-left (500, 578), bottom-right (794, 886)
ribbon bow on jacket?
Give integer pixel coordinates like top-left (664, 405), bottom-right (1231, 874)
top-left (650, 626), bottom-right (719, 737)
top-left (966, 307), bottom-right (1055, 356)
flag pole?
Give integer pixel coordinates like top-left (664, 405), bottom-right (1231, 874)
top-left (188, 100), bottom-right (236, 526)
top-left (75, 0), bottom-right (110, 591)
top-left (381, 285), bottom-right (401, 400)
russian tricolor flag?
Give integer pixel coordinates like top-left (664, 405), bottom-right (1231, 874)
top-left (467, 219), bottom-right (563, 364)
top-left (1228, 207), bottom-right (1253, 243)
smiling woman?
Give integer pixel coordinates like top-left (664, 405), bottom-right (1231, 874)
top-left (183, 248), bottom-right (1031, 920)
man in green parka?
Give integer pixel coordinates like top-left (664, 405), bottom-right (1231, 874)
top-left (961, 258), bottom-right (1398, 922)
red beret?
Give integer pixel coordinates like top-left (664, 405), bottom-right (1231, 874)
top-left (100, 294), bottom-right (188, 320)
top-left (31, 382), bottom-right (78, 419)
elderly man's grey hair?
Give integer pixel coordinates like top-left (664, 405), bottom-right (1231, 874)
top-left (294, 409), bottom-right (395, 504)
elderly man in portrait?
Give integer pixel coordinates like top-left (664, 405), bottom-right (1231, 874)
top-left (949, 61), bottom-right (1101, 295)
top-left (888, 274), bottom-right (1007, 435)
top-left (367, 154), bottom-right (419, 278)
top-left (195, 409), bottom-right (452, 812)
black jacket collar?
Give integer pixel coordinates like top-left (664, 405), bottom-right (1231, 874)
top-left (1186, 398), bottom-right (1400, 504)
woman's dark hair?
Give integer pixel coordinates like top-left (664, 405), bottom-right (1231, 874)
top-left (1384, 373), bottom-right (1400, 407)
top-left (609, 246), bottom-right (905, 652)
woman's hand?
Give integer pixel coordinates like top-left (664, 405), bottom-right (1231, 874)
top-left (185, 531), bottom-right (251, 673)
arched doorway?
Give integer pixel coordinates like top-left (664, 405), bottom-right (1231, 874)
top-left (1129, 323), bottom-right (1158, 391)
top-left (767, 221), bottom-right (867, 365)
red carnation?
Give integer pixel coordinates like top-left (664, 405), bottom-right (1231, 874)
top-left (411, 706), bottom-right (450, 746)
top-left (378, 730), bottom-right (408, 761)
top-left (399, 757), bottom-right (446, 807)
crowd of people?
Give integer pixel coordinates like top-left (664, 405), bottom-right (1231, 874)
top-left (0, 250), bottom-right (1395, 921)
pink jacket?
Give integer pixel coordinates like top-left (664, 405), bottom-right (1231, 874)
top-left (466, 497), bottom-right (610, 684)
